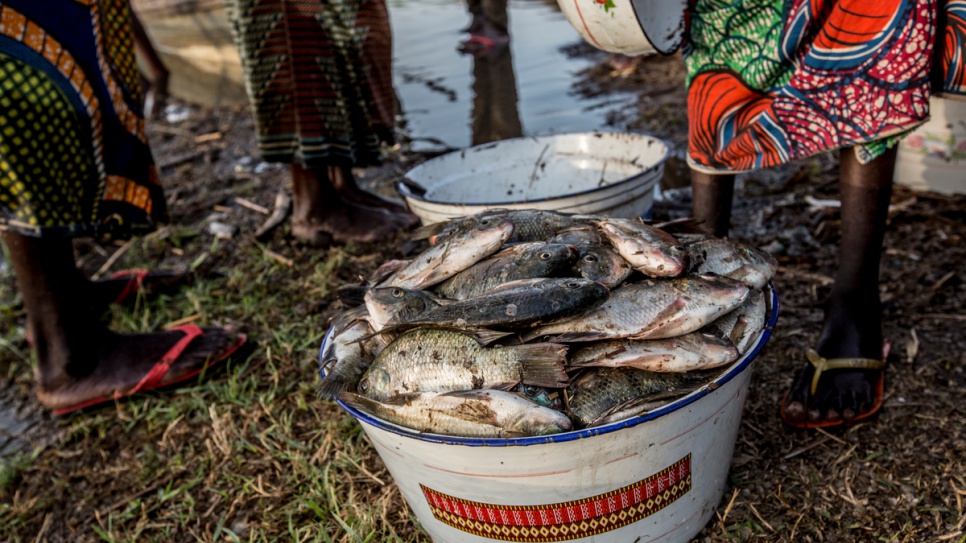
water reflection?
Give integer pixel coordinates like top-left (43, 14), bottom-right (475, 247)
top-left (136, 0), bottom-right (633, 152)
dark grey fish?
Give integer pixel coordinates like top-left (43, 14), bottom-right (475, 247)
top-left (364, 286), bottom-right (449, 331)
top-left (383, 277), bottom-right (609, 331)
top-left (567, 367), bottom-right (714, 428)
top-left (318, 317), bottom-right (374, 400)
top-left (414, 209), bottom-right (593, 245)
top-left (434, 242), bottom-right (579, 300)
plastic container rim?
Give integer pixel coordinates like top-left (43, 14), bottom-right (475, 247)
top-left (319, 284), bottom-right (779, 448)
top-left (398, 132), bottom-right (670, 207)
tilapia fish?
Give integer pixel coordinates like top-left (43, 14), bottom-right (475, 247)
top-left (383, 277), bottom-right (609, 330)
top-left (567, 332), bottom-right (739, 373)
top-left (383, 217), bottom-right (514, 289)
top-left (567, 367), bottom-right (714, 428)
top-left (414, 209), bottom-right (593, 245)
top-left (702, 288), bottom-right (767, 354)
top-left (342, 390), bottom-right (573, 437)
top-left (686, 238), bottom-right (778, 289)
top-left (358, 328), bottom-right (569, 401)
top-left (524, 274), bottom-right (750, 342)
top-left (364, 286), bottom-right (448, 331)
top-left (318, 318), bottom-right (375, 400)
top-left (593, 218), bottom-right (689, 277)
top-left (549, 227), bottom-right (632, 288)
top-left (434, 242), bottom-right (578, 300)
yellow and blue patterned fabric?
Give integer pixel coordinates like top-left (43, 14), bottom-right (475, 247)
top-left (0, 0), bottom-right (167, 239)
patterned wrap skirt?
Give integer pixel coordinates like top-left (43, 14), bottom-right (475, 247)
top-left (0, 0), bottom-right (166, 239)
top-left (226, 0), bottom-right (397, 169)
top-left (684, 0), bottom-right (966, 174)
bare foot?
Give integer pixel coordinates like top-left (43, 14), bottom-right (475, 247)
top-left (291, 202), bottom-right (413, 245)
top-left (781, 292), bottom-right (885, 427)
top-left (35, 326), bottom-right (247, 413)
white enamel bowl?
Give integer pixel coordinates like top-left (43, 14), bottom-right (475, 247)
top-left (319, 286), bottom-right (779, 543)
top-left (555, 0), bottom-right (687, 56)
top-left (398, 132), bottom-right (669, 226)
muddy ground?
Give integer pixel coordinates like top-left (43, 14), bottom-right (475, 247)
top-left (1, 46), bottom-right (965, 542)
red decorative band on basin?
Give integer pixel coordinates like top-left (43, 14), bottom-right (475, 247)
top-left (421, 454), bottom-right (691, 542)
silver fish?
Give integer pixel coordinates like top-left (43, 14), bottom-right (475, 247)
top-left (702, 288), bottom-right (767, 354)
top-left (341, 390), bottom-right (573, 437)
top-left (358, 328), bottom-right (569, 401)
top-left (318, 318), bottom-right (374, 400)
top-left (434, 242), bottom-right (579, 300)
top-left (567, 332), bottom-right (739, 373)
top-left (567, 367), bottom-right (713, 428)
top-left (383, 277), bottom-right (609, 331)
top-left (364, 286), bottom-right (449, 331)
top-left (593, 218), bottom-right (689, 277)
top-left (383, 217), bottom-right (514, 289)
top-left (524, 274), bottom-right (750, 342)
top-left (686, 238), bottom-right (778, 289)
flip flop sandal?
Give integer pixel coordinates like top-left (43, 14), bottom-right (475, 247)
top-left (779, 343), bottom-right (889, 430)
top-left (108, 268), bottom-right (189, 305)
top-left (52, 324), bottom-right (249, 416)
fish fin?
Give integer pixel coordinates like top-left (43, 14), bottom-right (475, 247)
top-left (545, 332), bottom-right (608, 343)
top-left (317, 373), bottom-right (350, 401)
top-left (410, 221), bottom-right (448, 241)
top-left (517, 343), bottom-right (569, 387)
top-left (337, 391), bottom-right (381, 412)
top-left (468, 328), bottom-right (515, 346)
top-left (334, 284), bottom-right (368, 308)
top-left (587, 389), bottom-right (694, 427)
top-left (369, 259), bottom-right (411, 286)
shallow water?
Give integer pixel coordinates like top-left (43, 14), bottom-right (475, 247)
top-left (144, 0), bottom-right (635, 152)
top-left (390, 0), bottom-right (634, 151)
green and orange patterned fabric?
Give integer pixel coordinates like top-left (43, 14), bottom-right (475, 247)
top-left (0, 0), bottom-right (166, 238)
top-left (684, 0), bottom-right (966, 173)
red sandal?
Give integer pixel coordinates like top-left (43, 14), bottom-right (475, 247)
top-left (52, 324), bottom-right (248, 416)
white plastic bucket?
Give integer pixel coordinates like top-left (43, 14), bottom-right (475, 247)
top-left (398, 133), bottom-right (669, 226)
top-left (319, 287), bottom-right (780, 543)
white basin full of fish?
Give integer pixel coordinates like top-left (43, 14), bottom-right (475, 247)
top-left (319, 208), bottom-right (778, 437)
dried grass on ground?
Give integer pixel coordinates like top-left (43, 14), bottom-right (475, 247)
top-left (1, 50), bottom-right (964, 542)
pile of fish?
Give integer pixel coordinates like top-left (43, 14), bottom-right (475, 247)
top-left (318, 209), bottom-right (777, 439)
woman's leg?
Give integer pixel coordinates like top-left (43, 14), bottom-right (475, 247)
top-left (3, 231), bottom-right (241, 411)
top-left (691, 169), bottom-right (736, 237)
top-left (289, 163), bottom-right (413, 246)
top-left (782, 146), bottom-right (896, 425)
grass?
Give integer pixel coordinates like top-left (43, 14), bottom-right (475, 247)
top-left (2, 100), bottom-right (965, 542)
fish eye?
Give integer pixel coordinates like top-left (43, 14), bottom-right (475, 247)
top-left (391, 288), bottom-right (404, 298)
top-left (566, 281), bottom-right (581, 288)
top-left (359, 379), bottom-right (369, 392)
top-left (583, 254), bottom-right (598, 263)
top-left (524, 385), bottom-right (540, 395)
top-left (539, 252), bottom-right (552, 260)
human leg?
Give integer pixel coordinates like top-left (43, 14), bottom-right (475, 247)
top-left (3, 231), bottom-right (245, 413)
top-left (690, 169), bottom-right (736, 237)
top-left (781, 146), bottom-right (896, 427)
top-left (289, 163), bottom-right (412, 246)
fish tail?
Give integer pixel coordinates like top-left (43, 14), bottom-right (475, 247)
top-left (516, 343), bottom-right (569, 387)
